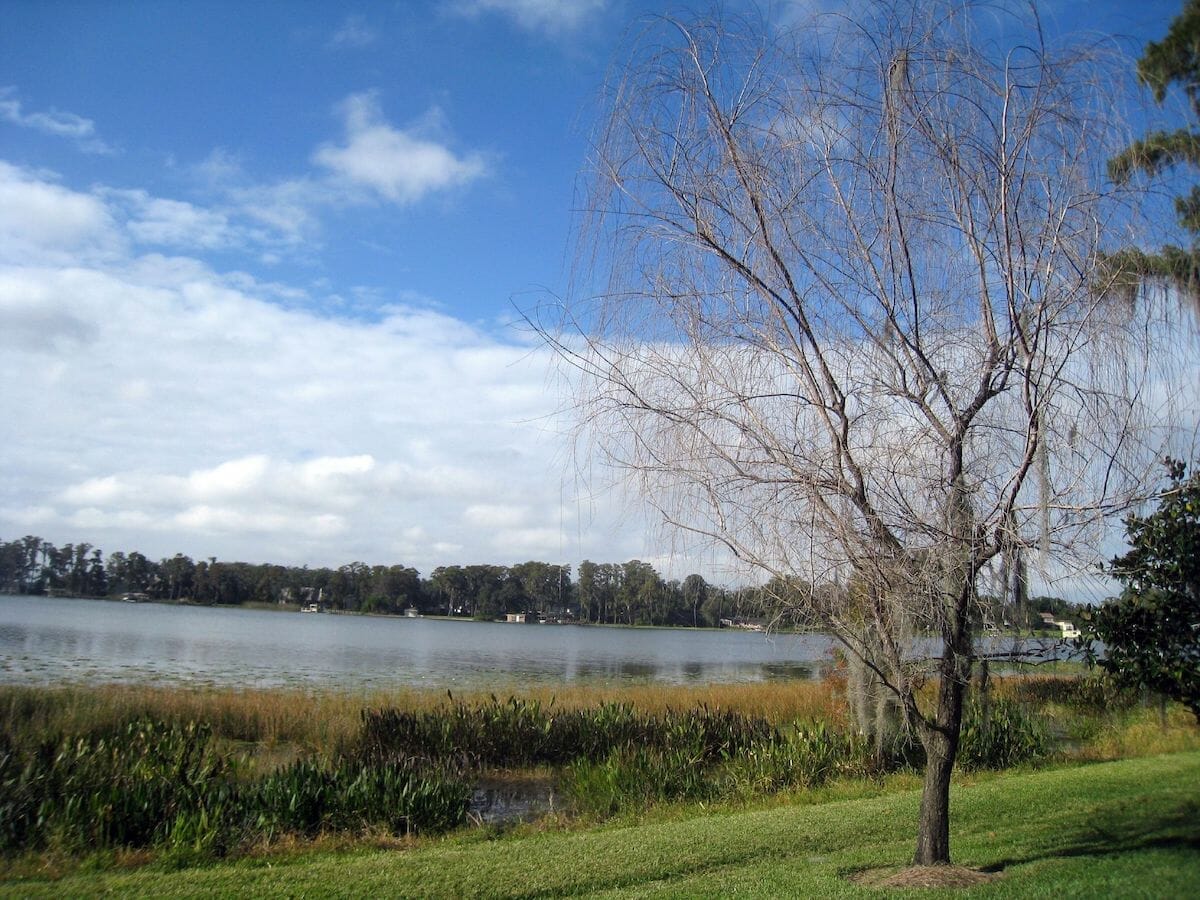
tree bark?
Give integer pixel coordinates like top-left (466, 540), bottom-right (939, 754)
top-left (914, 598), bottom-right (972, 866)
top-left (914, 729), bottom-right (955, 864)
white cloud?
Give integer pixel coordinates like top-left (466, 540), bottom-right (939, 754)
top-left (0, 159), bottom-right (314, 271)
top-left (0, 87), bottom-right (113, 154)
top-left (464, 503), bottom-right (530, 528)
top-left (168, 95), bottom-right (486, 251)
top-left (451, 0), bottom-right (606, 34)
top-left (0, 168), bottom-right (653, 570)
top-left (194, 147), bottom-right (243, 181)
top-left (0, 161), bottom-right (671, 574)
top-left (328, 14), bottom-right (378, 49)
top-left (0, 161), bottom-right (122, 262)
top-left (106, 189), bottom-right (239, 250)
top-left (226, 177), bottom-right (327, 246)
top-left (313, 93), bottom-right (488, 204)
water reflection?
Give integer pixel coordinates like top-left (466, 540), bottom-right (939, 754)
top-left (759, 663), bottom-right (817, 680)
top-left (0, 595), bottom-right (835, 690)
top-left (0, 595), bottom-right (1077, 691)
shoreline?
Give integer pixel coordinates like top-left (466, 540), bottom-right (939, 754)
top-left (2, 591), bottom-right (1081, 642)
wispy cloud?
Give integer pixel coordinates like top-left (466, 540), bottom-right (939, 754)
top-left (328, 14), bottom-right (378, 49)
top-left (0, 87), bottom-right (114, 154)
top-left (4, 84), bottom-right (492, 269)
top-left (313, 92), bottom-right (488, 204)
top-left (449, 0), bottom-right (606, 35)
top-left (104, 189), bottom-right (240, 251)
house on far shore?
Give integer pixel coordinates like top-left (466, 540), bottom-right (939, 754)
top-left (719, 617), bottom-right (765, 632)
top-left (1039, 611), bottom-right (1079, 639)
top-left (505, 612), bottom-right (531, 623)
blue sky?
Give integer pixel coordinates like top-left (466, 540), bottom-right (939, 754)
top-left (0, 0), bottom-right (1188, 589)
top-left (1, 0), bottom-right (620, 324)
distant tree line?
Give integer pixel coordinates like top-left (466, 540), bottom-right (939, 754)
top-left (0, 535), bottom-right (1074, 629)
top-left (0, 535), bottom-right (776, 627)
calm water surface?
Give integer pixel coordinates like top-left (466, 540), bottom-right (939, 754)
top-left (0, 594), bottom-right (834, 690)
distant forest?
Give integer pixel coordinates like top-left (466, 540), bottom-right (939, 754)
top-left (0, 535), bottom-right (775, 627)
top-left (0, 535), bottom-right (1075, 629)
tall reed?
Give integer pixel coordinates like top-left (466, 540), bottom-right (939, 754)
top-left (0, 680), bottom-right (845, 760)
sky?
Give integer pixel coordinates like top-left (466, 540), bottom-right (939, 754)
top-left (0, 0), bottom-right (1188, 588)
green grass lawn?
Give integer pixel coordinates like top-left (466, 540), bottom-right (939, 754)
top-left (3, 752), bottom-right (1197, 898)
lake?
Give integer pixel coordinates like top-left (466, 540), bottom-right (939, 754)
top-left (0, 594), bottom-right (835, 691)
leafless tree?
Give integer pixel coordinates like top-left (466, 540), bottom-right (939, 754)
top-left (541, 1), bottom-right (1183, 867)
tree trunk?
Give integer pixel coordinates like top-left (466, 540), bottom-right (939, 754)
top-left (914, 722), bottom-right (956, 865)
top-left (914, 608), bottom-right (971, 865)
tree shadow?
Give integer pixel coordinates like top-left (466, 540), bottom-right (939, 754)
top-left (980, 800), bottom-right (1200, 874)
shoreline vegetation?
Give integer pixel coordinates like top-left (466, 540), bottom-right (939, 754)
top-left (2, 675), bottom-right (1196, 890)
top-left (0, 535), bottom-right (1086, 633)
top-left (1, 593), bottom-right (1081, 645)
top-left (3, 752), bottom-right (1198, 897)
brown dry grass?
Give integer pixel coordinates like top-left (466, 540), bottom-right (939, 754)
top-left (448, 679), bottom-right (848, 723)
top-left (0, 684), bottom-right (367, 754)
top-left (0, 678), bottom-right (847, 761)
top-left (7, 675), bottom-right (1188, 771)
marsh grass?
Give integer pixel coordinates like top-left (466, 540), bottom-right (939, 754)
top-left (1076, 705), bottom-right (1200, 760)
top-left (6, 752), bottom-right (1197, 897)
top-left (357, 695), bottom-right (779, 768)
top-left (2, 673), bottom-right (1197, 872)
top-left (0, 685), bottom-right (365, 757)
top-left (0, 716), bottom-right (471, 861)
top-left (0, 680), bottom-right (843, 758)
top-left (0, 681), bottom-right (842, 863)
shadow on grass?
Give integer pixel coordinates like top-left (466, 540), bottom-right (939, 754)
top-left (980, 799), bottom-right (1200, 874)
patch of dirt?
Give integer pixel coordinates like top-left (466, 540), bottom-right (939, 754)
top-left (849, 865), bottom-right (1002, 889)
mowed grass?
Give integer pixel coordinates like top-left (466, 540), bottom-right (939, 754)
top-left (3, 751), bottom-right (1196, 898)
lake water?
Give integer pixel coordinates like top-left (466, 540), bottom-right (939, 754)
top-left (0, 594), bottom-right (835, 691)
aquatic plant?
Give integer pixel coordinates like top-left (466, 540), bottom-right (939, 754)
top-left (357, 695), bottom-right (777, 768)
top-left (0, 718), bottom-right (469, 858)
top-left (957, 695), bottom-right (1050, 771)
top-left (251, 756), bottom-right (468, 840)
top-left (0, 719), bottom-right (228, 854)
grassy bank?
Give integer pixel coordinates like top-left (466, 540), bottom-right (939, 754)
top-left (2, 751), bottom-right (1196, 898)
top-left (2, 677), bottom-right (1197, 881)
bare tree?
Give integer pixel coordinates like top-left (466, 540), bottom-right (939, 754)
top-left (541, 2), bottom-right (1184, 867)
